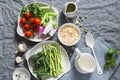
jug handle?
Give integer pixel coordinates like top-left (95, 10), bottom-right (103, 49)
top-left (75, 48), bottom-right (82, 59)
top-left (75, 0), bottom-right (79, 4)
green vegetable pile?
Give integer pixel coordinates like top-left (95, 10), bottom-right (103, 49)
top-left (29, 43), bottom-right (62, 80)
top-left (21, 2), bottom-right (57, 28)
top-left (104, 48), bottom-right (120, 71)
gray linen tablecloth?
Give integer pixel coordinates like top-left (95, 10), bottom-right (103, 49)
top-left (0, 0), bottom-right (120, 80)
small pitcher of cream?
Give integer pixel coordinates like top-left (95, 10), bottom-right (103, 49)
top-left (74, 48), bottom-right (96, 74)
top-left (63, 0), bottom-right (79, 18)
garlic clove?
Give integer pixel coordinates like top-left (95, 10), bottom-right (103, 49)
top-left (16, 56), bottom-right (23, 64)
top-left (18, 43), bottom-right (27, 53)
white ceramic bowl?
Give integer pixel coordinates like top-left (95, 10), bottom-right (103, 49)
top-left (13, 68), bottom-right (31, 80)
top-left (58, 23), bottom-right (81, 46)
top-left (17, 2), bottom-right (59, 42)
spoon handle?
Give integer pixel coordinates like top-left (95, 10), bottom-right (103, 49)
top-left (91, 47), bottom-right (103, 75)
top-left (75, 0), bottom-right (79, 4)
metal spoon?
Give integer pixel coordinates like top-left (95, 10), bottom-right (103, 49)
top-left (85, 32), bottom-right (103, 75)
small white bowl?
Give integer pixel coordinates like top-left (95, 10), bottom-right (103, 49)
top-left (58, 23), bottom-right (81, 46)
top-left (13, 68), bottom-right (31, 80)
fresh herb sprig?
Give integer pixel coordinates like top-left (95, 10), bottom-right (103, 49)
top-left (104, 48), bottom-right (120, 71)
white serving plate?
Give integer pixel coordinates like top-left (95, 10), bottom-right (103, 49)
top-left (17, 2), bottom-right (59, 42)
top-left (25, 41), bottom-right (71, 80)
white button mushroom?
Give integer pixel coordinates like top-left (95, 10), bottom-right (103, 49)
top-left (16, 56), bottom-right (23, 64)
top-left (15, 42), bottom-right (27, 54)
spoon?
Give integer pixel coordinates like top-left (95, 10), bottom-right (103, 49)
top-left (75, 0), bottom-right (79, 4)
top-left (85, 32), bottom-right (103, 75)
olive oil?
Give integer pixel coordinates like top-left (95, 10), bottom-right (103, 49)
top-left (66, 3), bottom-right (76, 13)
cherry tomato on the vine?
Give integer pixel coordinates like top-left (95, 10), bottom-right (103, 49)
top-left (34, 18), bottom-right (41, 26)
top-left (29, 18), bottom-right (34, 24)
top-left (24, 31), bottom-right (33, 37)
top-left (23, 24), bottom-right (30, 30)
top-left (31, 27), bottom-right (39, 32)
top-left (25, 12), bottom-right (32, 18)
top-left (20, 17), bottom-right (26, 25)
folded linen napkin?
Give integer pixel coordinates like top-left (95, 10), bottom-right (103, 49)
top-left (59, 37), bottom-right (120, 80)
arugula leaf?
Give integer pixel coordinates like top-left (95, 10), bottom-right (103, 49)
top-left (104, 48), bottom-right (120, 71)
top-left (21, 6), bottom-right (28, 15)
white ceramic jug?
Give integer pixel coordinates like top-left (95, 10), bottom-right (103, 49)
top-left (74, 48), bottom-right (96, 74)
top-left (63, 0), bottom-right (79, 18)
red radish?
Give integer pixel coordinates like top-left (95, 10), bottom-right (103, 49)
top-left (39, 26), bottom-right (44, 37)
top-left (49, 28), bottom-right (56, 36)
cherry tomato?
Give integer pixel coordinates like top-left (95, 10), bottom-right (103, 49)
top-left (31, 27), bottom-right (39, 32)
top-left (24, 31), bottom-right (33, 37)
top-left (23, 24), bottom-right (30, 30)
top-left (29, 18), bottom-right (34, 24)
top-left (25, 12), bottom-right (31, 18)
top-left (20, 17), bottom-right (26, 25)
top-left (34, 18), bottom-right (41, 26)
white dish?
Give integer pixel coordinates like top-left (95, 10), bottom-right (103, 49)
top-left (25, 41), bottom-right (71, 80)
top-left (13, 68), bottom-right (31, 80)
top-left (17, 2), bottom-right (59, 42)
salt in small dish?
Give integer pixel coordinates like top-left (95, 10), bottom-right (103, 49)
top-left (13, 68), bottom-right (31, 80)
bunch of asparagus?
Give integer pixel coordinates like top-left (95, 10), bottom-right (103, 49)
top-left (29, 42), bottom-right (62, 80)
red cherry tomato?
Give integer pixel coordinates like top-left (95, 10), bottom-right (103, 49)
top-left (34, 18), bottom-right (41, 26)
top-left (23, 24), bottom-right (30, 30)
top-left (31, 27), bottom-right (39, 32)
top-left (29, 18), bottom-right (34, 24)
top-left (24, 31), bottom-right (33, 37)
top-left (20, 17), bottom-right (26, 25)
top-left (25, 12), bottom-right (31, 18)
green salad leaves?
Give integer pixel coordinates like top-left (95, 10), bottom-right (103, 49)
top-left (21, 2), bottom-right (57, 28)
top-left (29, 43), bottom-right (62, 80)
